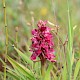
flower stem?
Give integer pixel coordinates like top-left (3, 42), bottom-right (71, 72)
top-left (41, 60), bottom-right (46, 77)
top-left (40, 55), bottom-right (46, 79)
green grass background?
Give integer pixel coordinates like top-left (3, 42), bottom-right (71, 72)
top-left (0, 0), bottom-right (80, 80)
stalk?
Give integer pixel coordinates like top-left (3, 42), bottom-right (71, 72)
top-left (15, 27), bottom-right (20, 62)
top-left (41, 60), bottom-right (46, 78)
top-left (39, 55), bottom-right (46, 79)
top-left (15, 27), bottom-right (18, 48)
top-left (2, 0), bottom-right (8, 80)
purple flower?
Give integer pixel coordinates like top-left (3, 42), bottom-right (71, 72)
top-left (30, 20), bottom-right (56, 62)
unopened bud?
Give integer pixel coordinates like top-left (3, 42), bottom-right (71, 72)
top-left (15, 27), bottom-right (19, 32)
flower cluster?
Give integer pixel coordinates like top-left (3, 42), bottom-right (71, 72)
top-left (30, 20), bottom-right (56, 62)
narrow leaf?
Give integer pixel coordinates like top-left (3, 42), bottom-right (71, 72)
top-left (74, 59), bottom-right (80, 80)
top-left (62, 62), bottom-right (67, 80)
top-left (7, 56), bottom-right (35, 80)
top-left (44, 63), bottom-right (53, 80)
top-left (7, 70), bottom-right (20, 80)
top-left (14, 46), bottom-right (32, 65)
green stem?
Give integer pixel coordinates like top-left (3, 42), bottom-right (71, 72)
top-left (15, 27), bottom-right (20, 62)
top-left (15, 31), bottom-right (18, 47)
top-left (2, 0), bottom-right (8, 80)
top-left (15, 27), bottom-right (18, 48)
top-left (40, 55), bottom-right (46, 79)
top-left (41, 61), bottom-right (46, 77)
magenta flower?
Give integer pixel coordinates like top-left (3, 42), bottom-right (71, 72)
top-left (30, 20), bottom-right (56, 62)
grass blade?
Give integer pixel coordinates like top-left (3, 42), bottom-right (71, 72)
top-left (14, 46), bottom-right (33, 65)
top-left (44, 63), bottom-right (53, 80)
top-left (74, 59), bottom-right (80, 80)
top-left (7, 56), bottom-right (35, 80)
top-left (7, 70), bottom-right (20, 80)
top-left (67, 0), bottom-right (73, 79)
top-left (62, 62), bottom-right (67, 80)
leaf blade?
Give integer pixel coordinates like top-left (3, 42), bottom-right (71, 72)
top-left (7, 56), bottom-right (35, 80)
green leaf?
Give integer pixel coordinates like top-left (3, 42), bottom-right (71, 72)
top-left (50, 70), bottom-right (57, 80)
top-left (71, 52), bottom-right (74, 66)
top-left (67, 0), bottom-right (73, 79)
top-left (7, 56), bottom-right (35, 80)
top-left (7, 70), bottom-right (20, 80)
top-left (7, 66), bottom-right (25, 80)
top-left (44, 63), bottom-right (53, 80)
top-left (74, 59), bottom-right (80, 80)
top-left (0, 58), bottom-right (5, 65)
top-left (62, 62), bottom-right (67, 80)
top-left (14, 46), bottom-right (33, 65)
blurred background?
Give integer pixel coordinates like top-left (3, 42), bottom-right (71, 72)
top-left (0, 0), bottom-right (80, 71)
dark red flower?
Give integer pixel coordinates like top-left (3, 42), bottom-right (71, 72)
top-left (30, 20), bottom-right (56, 62)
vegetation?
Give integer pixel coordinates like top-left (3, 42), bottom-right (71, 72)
top-left (0, 0), bottom-right (80, 80)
